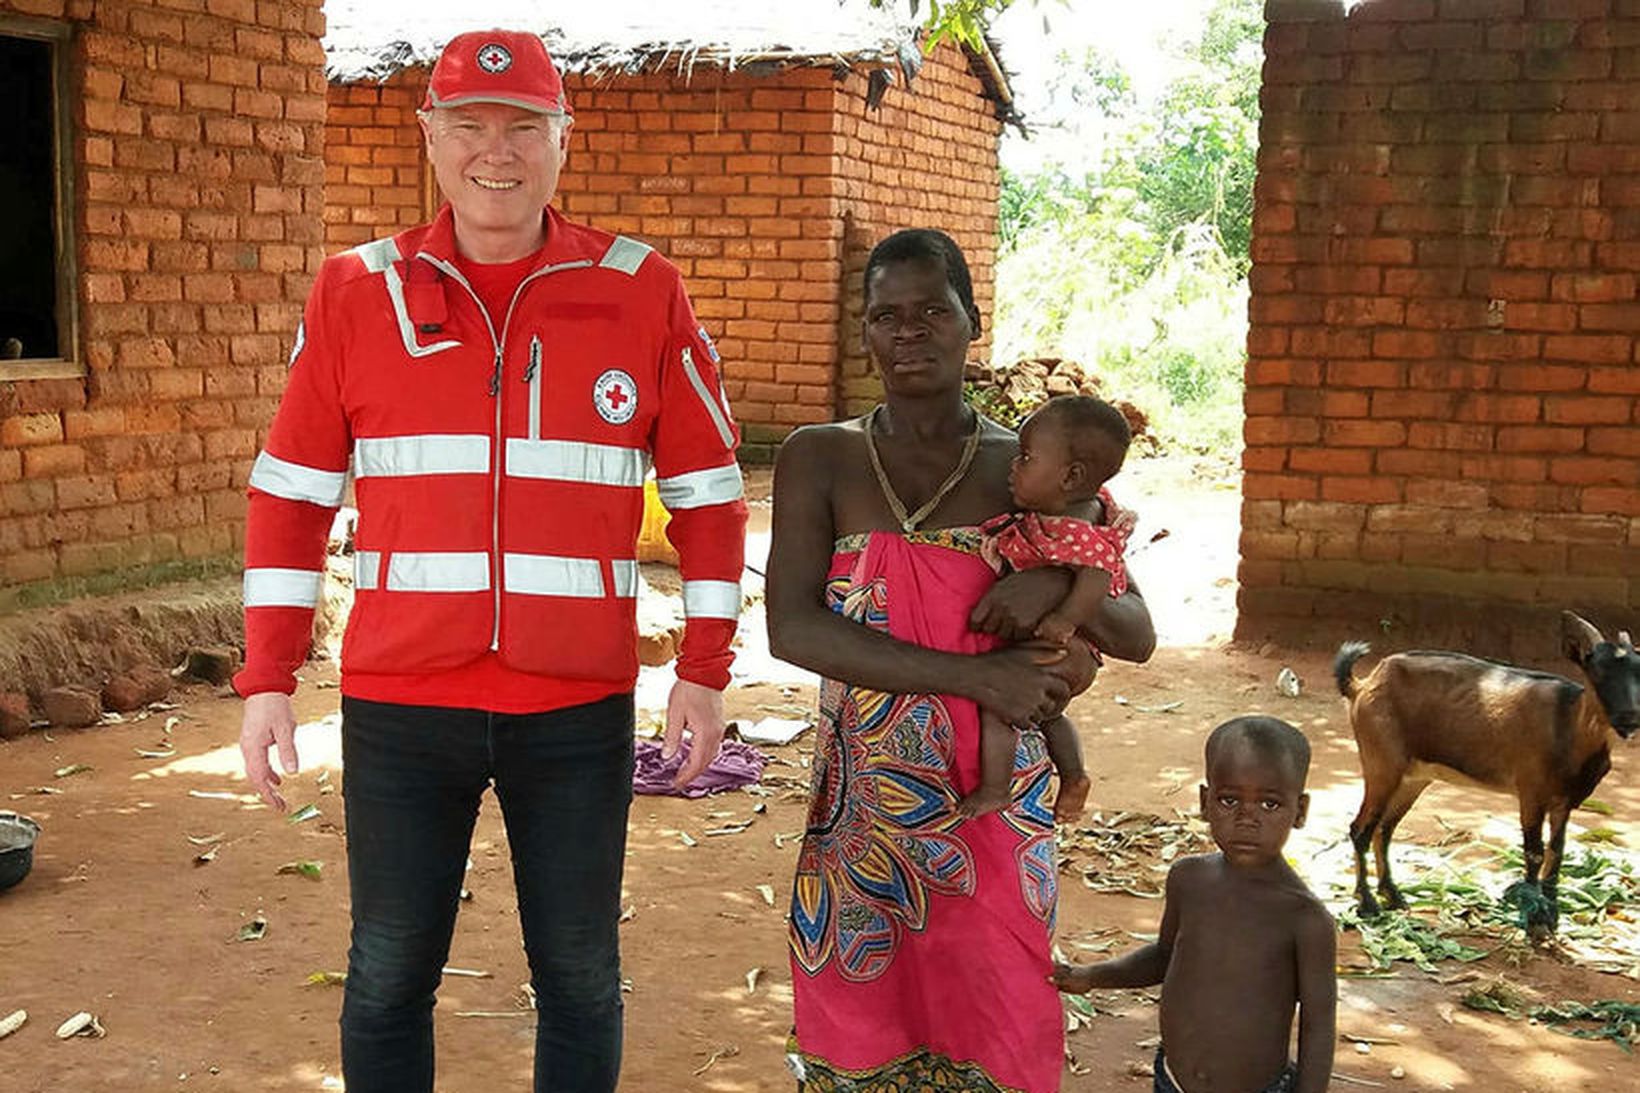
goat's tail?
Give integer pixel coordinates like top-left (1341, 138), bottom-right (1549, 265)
top-left (1334, 641), bottom-right (1372, 697)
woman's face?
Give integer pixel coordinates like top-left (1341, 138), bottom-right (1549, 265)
top-left (862, 257), bottom-right (979, 397)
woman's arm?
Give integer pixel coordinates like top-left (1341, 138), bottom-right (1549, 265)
top-left (1084, 579), bottom-right (1156, 663)
top-left (972, 572), bottom-right (1155, 663)
top-left (765, 428), bottom-right (1071, 725)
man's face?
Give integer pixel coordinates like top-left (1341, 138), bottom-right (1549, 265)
top-left (862, 257), bottom-right (978, 398)
top-left (420, 103), bottom-right (571, 242)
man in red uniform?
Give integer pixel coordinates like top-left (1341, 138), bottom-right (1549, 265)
top-left (235, 29), bottom-right (746, 1092)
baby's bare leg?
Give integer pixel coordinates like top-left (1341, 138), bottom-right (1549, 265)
top-left (958, 710), bottom-right (1017, 819)
top-left (1041, 714), bottom-right (1091, 821)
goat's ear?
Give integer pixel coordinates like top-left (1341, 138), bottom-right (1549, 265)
top-left (1562, 611), bottom-right (1604, 664)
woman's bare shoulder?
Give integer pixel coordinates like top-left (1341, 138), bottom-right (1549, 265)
top-left (779, 416), bottom-right (867, 460)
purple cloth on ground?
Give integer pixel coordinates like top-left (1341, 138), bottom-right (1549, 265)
top-left (632, 737), bottom-right (767, 798)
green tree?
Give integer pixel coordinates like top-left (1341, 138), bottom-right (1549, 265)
top-left (867, 0), bottom-right (1026, 49)
top-left (991, 0), bottom-right (1264, 453)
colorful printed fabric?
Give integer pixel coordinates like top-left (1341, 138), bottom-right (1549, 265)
top-left (979, 488), bottom-right (1130, 598)
top-left (788, 529), bottom-right (1063, 1093)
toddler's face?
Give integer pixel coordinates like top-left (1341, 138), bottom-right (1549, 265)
top-left (1009, 412), bottom-right (1073, 513)
top-left (1199, 745), bottom-right (1308, 869)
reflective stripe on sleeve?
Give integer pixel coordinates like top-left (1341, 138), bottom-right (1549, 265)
top-left (354, 435), bottom-right (491, 478)
top-left (248, 451), bottom-right (347, 507)
top-left (656, 463), bottom-right (743, 510)
top-left (503, 554), bottom-right (605, 598)
top-left (680, 345), bottom-right (735, 449)
top-left (384, 551), bottom-right (490, 593)
top-left (505, 439), bottom-right (646, 488)
top-left (682, 579), bottom-right (741, 619)
top-left (243, 567), bottom-right (323, 609)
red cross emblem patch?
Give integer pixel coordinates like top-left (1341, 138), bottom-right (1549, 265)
top-left (476, 43), bottom-right (513, 73)
top-left (593, 369), bottom-right (638, 424)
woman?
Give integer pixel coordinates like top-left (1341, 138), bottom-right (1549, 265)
top-left (767, 229), bottom-right (1155, 1091)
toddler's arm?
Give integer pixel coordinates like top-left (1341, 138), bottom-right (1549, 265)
top-left (1292, 906), bottom-right (1338, 1093)
top-left (1053, 864), bottom-right (1180, 992)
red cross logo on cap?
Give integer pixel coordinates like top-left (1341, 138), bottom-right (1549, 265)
top-left (593, 368), bottom-right (639, 425)
top-left (476, 43), bottom-right (512, 73)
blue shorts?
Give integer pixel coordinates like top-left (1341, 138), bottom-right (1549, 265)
top-left (1154, 1046), bottom-right (1297, 1093)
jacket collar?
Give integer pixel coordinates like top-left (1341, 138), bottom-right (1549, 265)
top-left (411, 204), bottom-right (598, 273)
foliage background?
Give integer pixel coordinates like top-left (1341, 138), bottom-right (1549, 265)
top-left (989, 0), bottom-right (1263, 454)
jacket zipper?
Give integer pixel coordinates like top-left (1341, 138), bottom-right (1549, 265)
top-left (524, 335), bottom-right (542, 440)
top-left (415, 253), bottom-right (594, 652)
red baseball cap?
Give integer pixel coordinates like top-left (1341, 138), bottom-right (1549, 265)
top-left (423, 29), bottom-right (571, 116)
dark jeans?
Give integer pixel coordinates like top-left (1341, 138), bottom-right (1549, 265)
top-left (339, 694), bottom-right (635, 1093)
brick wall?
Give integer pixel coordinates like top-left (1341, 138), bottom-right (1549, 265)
top-left (323, 42), bottom-right (1001, 460)
top-left (0, 0), bottom-right (327, 609)
top-left (324, 72), bottom-right (427, 249)
top-left (1241, 0), bottom-right (1640, 658)
top-left (833, 44), bottom-right (1003, 418)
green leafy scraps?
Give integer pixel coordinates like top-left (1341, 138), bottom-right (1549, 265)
top-left (1530, 1001), bottom-right (1640, 1052)
top-left (1337, 907), bottom-right (1487, 974)
top-left (276, 860), bottom-right (323, 880)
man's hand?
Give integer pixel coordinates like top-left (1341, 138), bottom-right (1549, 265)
top-left (240, 691), bottom-right (299, 812)
top-left (663, 679), bottom-right (726, 791)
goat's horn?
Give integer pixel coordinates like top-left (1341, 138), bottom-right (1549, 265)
top-left (1621, 630), bottom-right (1633, 648)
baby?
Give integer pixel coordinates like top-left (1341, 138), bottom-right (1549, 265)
top-left (1054, 716), bottom-right (1338, 1093)
top-left (958, 395), bottom-right (1134, 821)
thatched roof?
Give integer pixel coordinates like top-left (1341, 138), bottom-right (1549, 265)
top-left (323, 0), bottom-right (1016, 121)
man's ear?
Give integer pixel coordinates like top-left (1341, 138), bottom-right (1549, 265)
top-left (1293, 792), bottom-right (1310, 830)
top-left (966, 304), bottom-right (982, 339)
top-left (1198, 783), bottom-right (1209, 819)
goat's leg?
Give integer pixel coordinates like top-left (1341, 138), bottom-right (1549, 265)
top-left (1348, 779), bottom-right (1395, 918)
top-left (1372, 779), bottom-right (1430, 911)
top-left (1518, 800), bottom-right (1554, 935)
top-left (1538, 803), bottom-right (1572, 933)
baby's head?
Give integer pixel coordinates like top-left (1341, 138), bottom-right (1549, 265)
top-left (1010, 396), bottom-right (1131, 515)
top-left (1200, 716), bottom-right (1311, 869)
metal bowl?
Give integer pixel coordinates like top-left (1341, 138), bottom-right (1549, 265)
top-left (0, 812), bottom-right (41, 892)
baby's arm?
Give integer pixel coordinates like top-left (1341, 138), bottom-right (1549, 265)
top-left (1291, 904), bottom-right (1339, 1093)
top-left (1036, 564), bottom-right (1114, 643)
top-left (1053, 860), bottom-right (1182, 992)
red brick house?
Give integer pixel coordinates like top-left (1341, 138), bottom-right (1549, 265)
top-left (0, 0), bottom-right (327, 607)
top-left (1239, 0), bottom-right (1640, 657)
top-left (320, 2), bottom-right (1016, 457)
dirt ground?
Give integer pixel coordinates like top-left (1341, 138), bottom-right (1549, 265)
top-left (2, 456), bottom-right (1637, 1092)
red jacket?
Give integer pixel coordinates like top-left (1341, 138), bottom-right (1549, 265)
top-left (235, 206), bottom-right (747, 699)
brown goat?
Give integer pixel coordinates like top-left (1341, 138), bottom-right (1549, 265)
top-left (1335, 612), bottom-right (1639, 933)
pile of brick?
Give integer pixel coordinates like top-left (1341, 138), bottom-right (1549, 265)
top-left (964, 356), bottom-right (1152, 441)
top-left (0, 649), bottom-right (235, 738)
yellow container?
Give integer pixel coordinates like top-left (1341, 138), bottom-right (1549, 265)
top-left (637, 478), bottom-right (679, 565)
